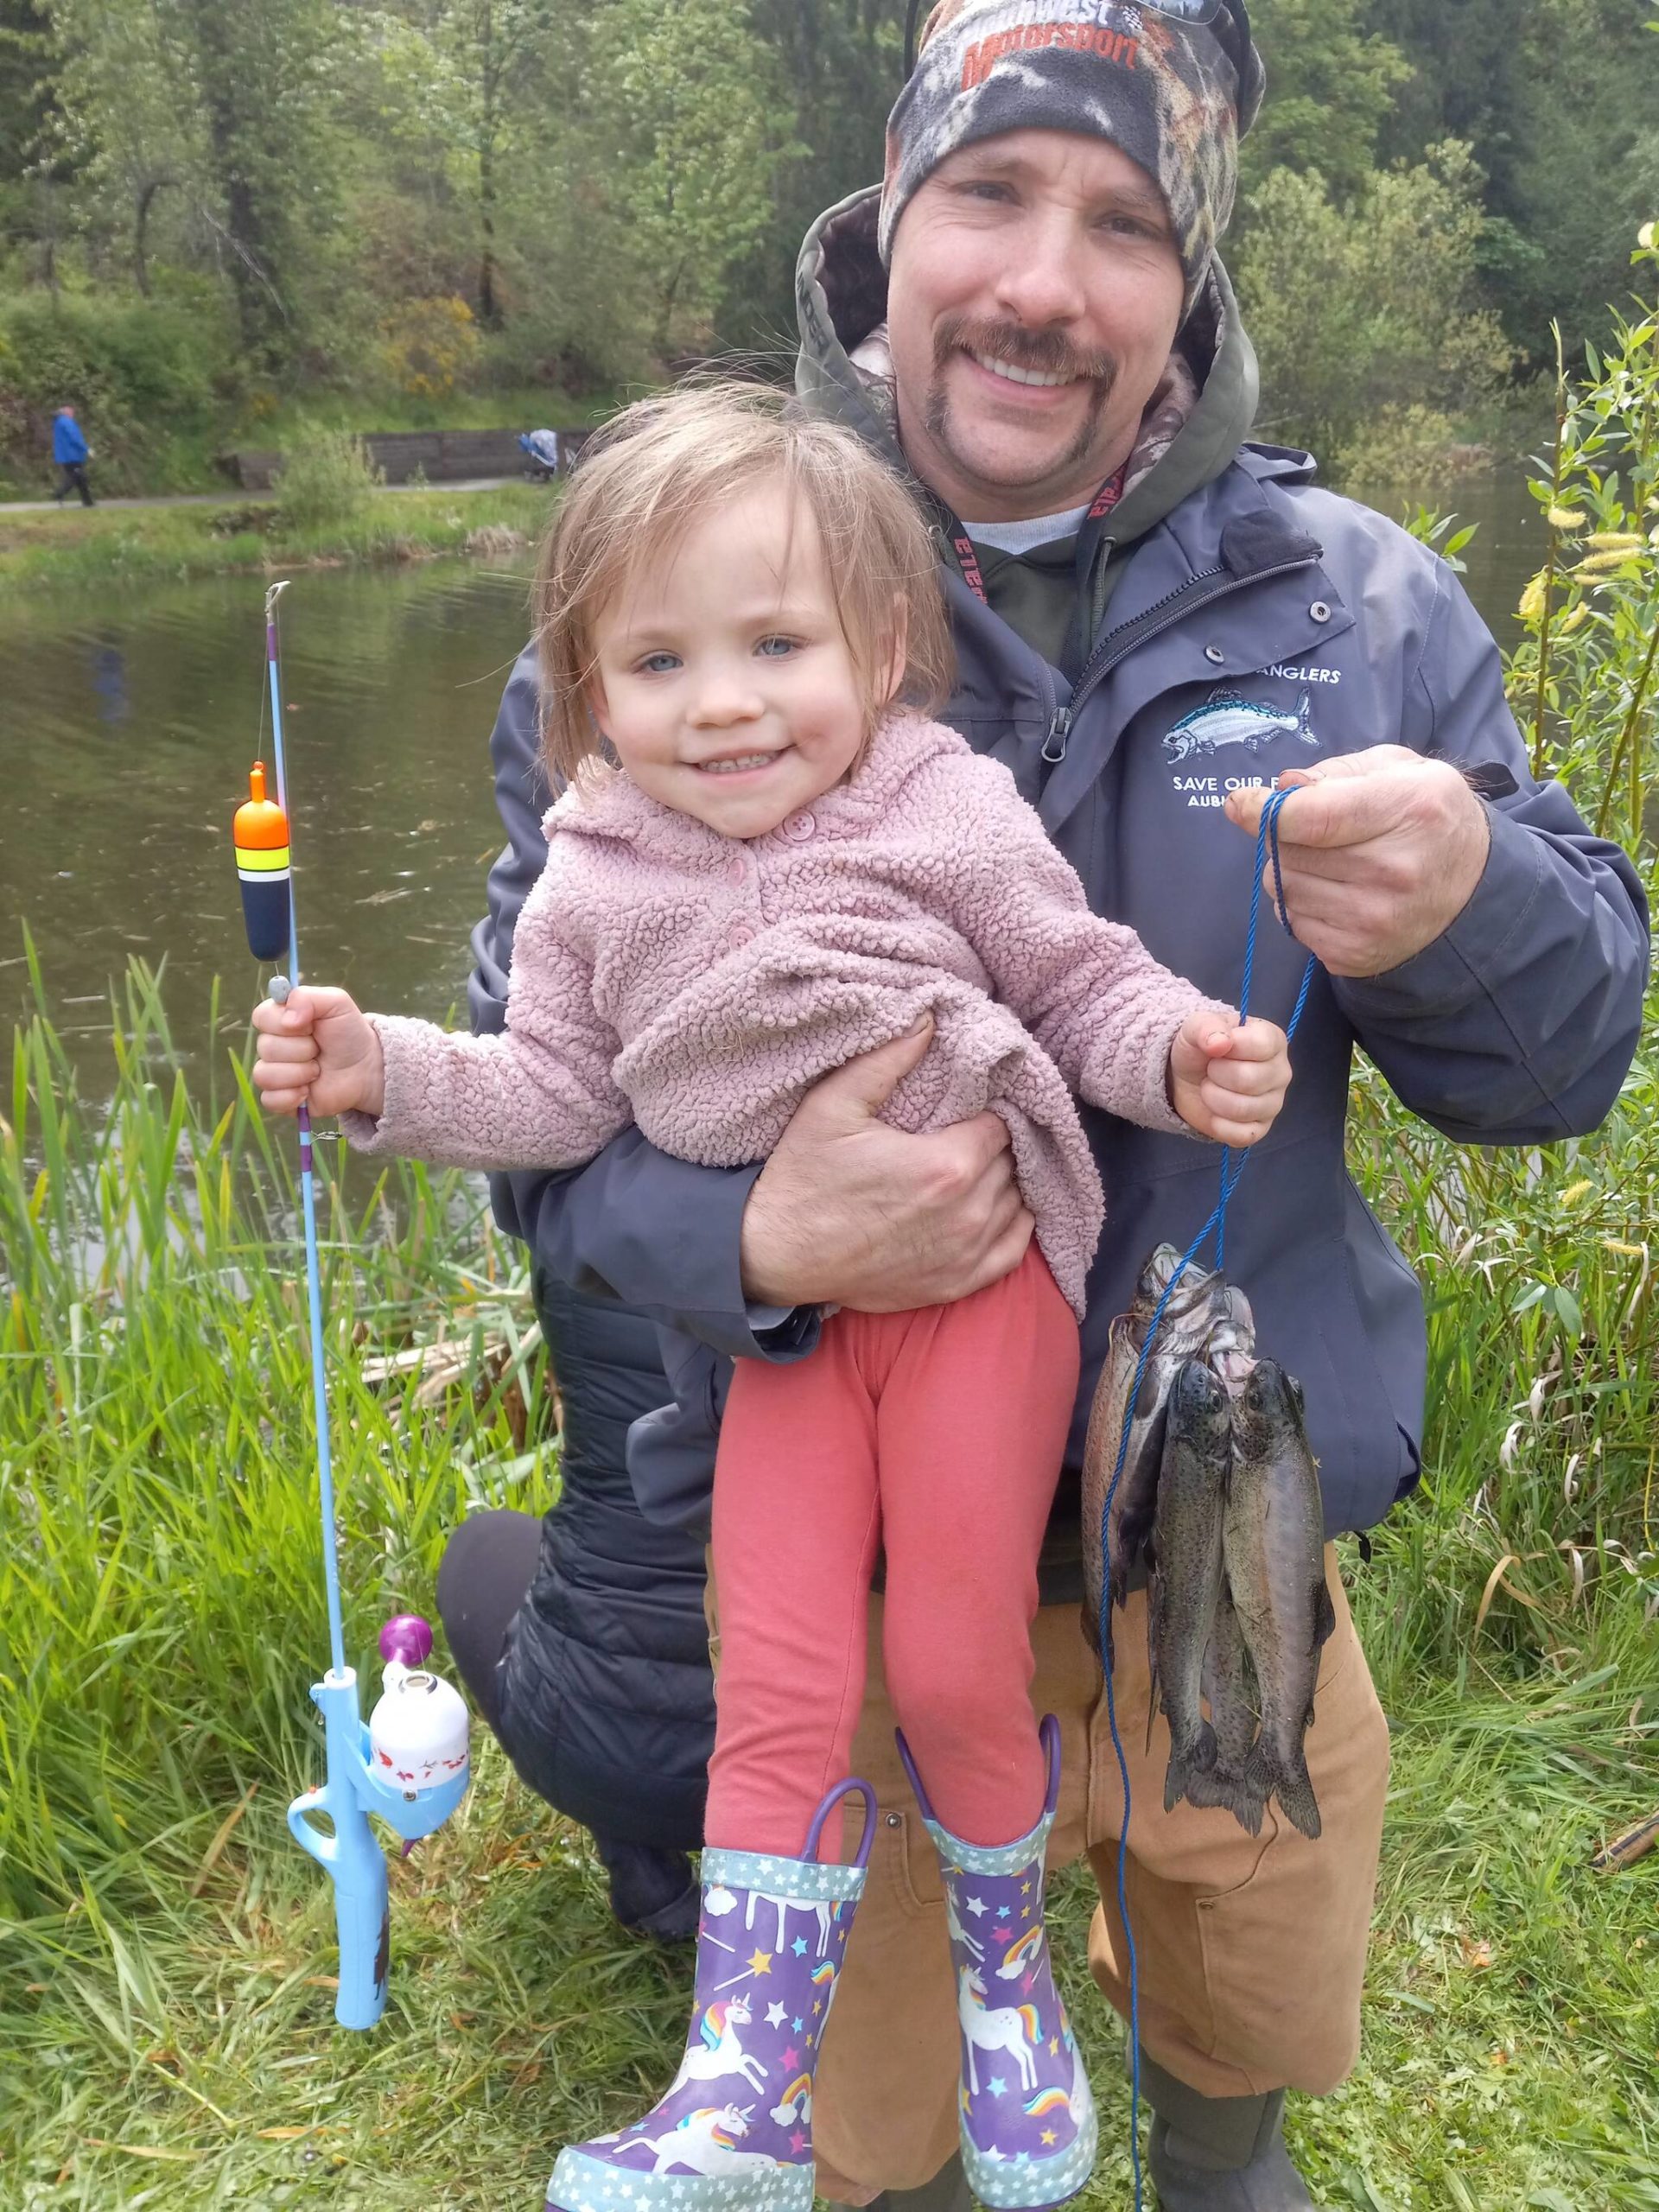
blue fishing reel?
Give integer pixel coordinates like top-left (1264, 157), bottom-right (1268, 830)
top-left (289, 1617), bottom-right (470, 2031)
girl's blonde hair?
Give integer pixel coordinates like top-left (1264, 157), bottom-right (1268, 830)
top-left (534, 381), bottom-right (956, 785)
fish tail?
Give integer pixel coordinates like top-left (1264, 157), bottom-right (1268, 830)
top-left (1246, 1738), bottom-right (1322, 1840)
top-left (1296, 690), bottom-right (1316, 742)
top-left (1184, 1762), bottom-right (1266, 1837)
top-left (1163, 1719), bottom-right (1218, 1812)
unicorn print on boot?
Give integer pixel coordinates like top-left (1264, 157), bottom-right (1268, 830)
top-left (899, 1719), bottom-right (1097, 2211)
top-left (545, 1779), bottom-right (875, 2212)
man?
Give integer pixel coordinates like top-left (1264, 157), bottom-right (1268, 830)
top-left (445, 3), bottom-right (1648, 2204)
top-left (50, 404), bottom-right (94, 506)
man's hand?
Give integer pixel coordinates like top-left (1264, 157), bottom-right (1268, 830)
top-left (1224, 746), bottom-right (1491, 978)
top-left (740, 1019), bottom-right (1033, 1313)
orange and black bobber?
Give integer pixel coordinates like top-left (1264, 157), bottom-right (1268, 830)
top-left (233, 760), bottom-right (293, 961)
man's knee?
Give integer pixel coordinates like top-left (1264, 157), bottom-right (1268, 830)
top-left (435, 1509), bottom-right (541, 1730)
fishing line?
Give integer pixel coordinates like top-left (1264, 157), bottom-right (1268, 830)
top-left (1096, 784), bottom-right (1314, 2212)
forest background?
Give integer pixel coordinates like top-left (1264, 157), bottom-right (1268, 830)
top-left (2, 0), bottom-right (1658, 502)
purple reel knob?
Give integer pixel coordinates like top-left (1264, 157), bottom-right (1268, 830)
top-left (379, 1613), bottom-right (434, 1668)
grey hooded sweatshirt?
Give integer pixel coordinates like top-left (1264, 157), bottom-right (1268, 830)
top-left (468, 192), bottom-right (1648, 1599)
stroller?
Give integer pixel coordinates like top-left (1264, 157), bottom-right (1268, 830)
top-left (518, 429), bottom-right (563, 482)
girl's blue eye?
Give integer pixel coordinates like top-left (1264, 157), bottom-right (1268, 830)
top-left (637, 652), bottom-right (681, 675)
top-left (756, 636), bottom-right (799, 658)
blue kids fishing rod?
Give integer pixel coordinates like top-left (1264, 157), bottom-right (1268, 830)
top-left (233, 580), bottom-right (470, 2030)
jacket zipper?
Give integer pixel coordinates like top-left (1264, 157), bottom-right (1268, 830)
top-left (1041, 553), bottom-right (1321, 764)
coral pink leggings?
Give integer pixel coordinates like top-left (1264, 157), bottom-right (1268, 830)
top-left (705, 1245), bottom-right (1080, 1853)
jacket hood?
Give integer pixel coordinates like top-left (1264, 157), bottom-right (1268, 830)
top-left (793, 183), bottom-right (1262, 556)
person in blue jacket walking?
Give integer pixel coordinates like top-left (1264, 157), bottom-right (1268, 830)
top-left (438, 4), bottom-right (1649, 2206)
top-left (51, 404), bottom-right (94, 506)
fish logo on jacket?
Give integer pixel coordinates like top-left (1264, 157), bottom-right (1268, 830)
top-left (1161, 689), bottom-right (1323, 764)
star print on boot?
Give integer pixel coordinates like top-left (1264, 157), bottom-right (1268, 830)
top-left (899, 1718), bottom-right (1097, 2211)
top-left (545, 1778), bottom-right (876, 2212)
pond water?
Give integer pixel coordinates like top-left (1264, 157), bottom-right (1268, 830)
top-left (0, 469), bottom-right (1541, 1089)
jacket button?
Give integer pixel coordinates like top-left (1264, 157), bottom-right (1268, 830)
top-left (782, 810), bottom-right (816, 842)
top-left (728, 853), bottom-right (748, 885)
top-left (1310, 600), bottom-right (1332, 622)
top-left (1204, 644), bottom-right (1225, 664)
top-left (728, 920), bottom-right (754, 948)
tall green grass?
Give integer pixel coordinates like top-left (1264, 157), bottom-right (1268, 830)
top-left (3, 954), bottom-right (1656, 2207)
top-left (2, 957), bottom-right (550, 1939)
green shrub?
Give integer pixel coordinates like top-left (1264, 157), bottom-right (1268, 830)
top-left (273, 427), bottom-right (385, 527)
top-left (0, 289), bottom-right (233, 496)
top-left (1235, 141), bottom-right (1513, 480)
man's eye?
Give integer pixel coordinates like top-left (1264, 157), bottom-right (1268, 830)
top-left (962, 181), bottom-right (1014, 205)
top-left (635, 652), bottom-right (680, 675)
top-left (755, 636), bottom-right (800, 658)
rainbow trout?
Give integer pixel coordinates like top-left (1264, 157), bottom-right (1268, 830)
top-left (1223, 1360), bottom-right (1336, 1840)
top-left (1146, 1359), bottom-right (1232, 1812)
top-left (1080, 1248), bottom-right (1247, 1656)
top-left (1181, 1575), bottom-right (1268, 1834)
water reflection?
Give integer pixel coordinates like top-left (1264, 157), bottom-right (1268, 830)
top-left (0, 562), bottom-right (538, 1072)
top-left (0, 468), bottom-right (1543, 1090)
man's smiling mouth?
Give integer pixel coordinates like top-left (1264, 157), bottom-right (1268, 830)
top-left (969, 351), bottom-right (1078, 390)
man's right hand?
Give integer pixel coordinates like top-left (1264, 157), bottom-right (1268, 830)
top-left (739, 1018), bottom-right (1033, 1313)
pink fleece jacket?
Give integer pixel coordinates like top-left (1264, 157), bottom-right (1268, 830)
top-left (346, 712), bottom-right (1225, 1318)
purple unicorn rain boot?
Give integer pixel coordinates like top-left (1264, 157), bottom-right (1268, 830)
top-left (546, 1777), bottom-right (876, 2212)
top-left (898, 1717), bottom-right (1097, 2212)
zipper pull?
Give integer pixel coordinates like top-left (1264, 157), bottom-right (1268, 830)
top-left (1041, 707), bottom-right (1071, 765)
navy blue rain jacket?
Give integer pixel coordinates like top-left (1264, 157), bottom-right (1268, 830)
top-left (468, 312), bottom-right (1648, 1611)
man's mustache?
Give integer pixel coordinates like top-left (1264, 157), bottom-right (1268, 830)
top-left (934, 317), bottom-right (1116, 387)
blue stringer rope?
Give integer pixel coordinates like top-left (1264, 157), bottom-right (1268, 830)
top-left (1096, 786), bottom-right (1315, 2210)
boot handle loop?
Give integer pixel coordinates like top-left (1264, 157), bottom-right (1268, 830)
top-left (803, 1776), bottom-right (878, 1872)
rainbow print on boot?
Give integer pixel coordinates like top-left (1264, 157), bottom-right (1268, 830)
top-left (900, 1718), bottom-right (1098, 2210)
top-left (545, 1780), bottom-right (875, 2212)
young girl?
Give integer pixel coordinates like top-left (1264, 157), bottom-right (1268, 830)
top-left (251, 385), bottom-right (1291, 2212)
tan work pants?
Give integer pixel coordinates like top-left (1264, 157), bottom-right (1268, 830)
top-left (709, 1548), bottom-right (1389, 2202)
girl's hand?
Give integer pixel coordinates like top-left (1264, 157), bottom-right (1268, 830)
top-left (251, 987), bottom-right (385, 1119)
top-left (1168, 1007), bottom-right (1291, 1146)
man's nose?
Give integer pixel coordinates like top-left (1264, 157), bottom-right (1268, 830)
top-left (990, 209), bottom-right (1088, 330)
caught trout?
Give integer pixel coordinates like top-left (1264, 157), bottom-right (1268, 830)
top-left (1181, 1575), bottom-right (1267, 1835)
top-left (1223, 1359), bottom-right (1336, 1840)
top-left (1081, 1247), bottom-right (1246, 1653)
top-left (1146, 1359), bottom-right (1232, 1812)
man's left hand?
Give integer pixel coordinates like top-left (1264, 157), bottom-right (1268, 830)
top-left (1224, 746), bottom-right (1492, 978)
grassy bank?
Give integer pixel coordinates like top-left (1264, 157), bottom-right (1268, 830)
top-left (0, 482), bottom-right (555, 593)
top-left (3, 958), bottom-right (1656, 2209)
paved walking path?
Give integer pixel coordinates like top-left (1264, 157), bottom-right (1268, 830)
top-left (1, 476), bottom-right (521, 515)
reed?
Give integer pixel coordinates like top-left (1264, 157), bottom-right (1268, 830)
top-left (4, 953), bottom-right (1656, 2207)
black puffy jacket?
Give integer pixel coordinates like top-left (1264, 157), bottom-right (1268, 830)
top-left (493, 1269), bottom-right (713, 1849)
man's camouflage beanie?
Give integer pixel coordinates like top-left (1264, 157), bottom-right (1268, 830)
top-left (880, 0), bottom-right (1265, 316)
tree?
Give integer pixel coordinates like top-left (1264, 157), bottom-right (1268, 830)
top-left (590, 0), bottom-right (795, 358)
top-left (1242, 0), bottom-right (1409, 206)
top-left (1236, 142), bottom-right (1512, 481)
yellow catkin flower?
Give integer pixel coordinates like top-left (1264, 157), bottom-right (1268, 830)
top-left (1518, 572), bottom-right (1547, 621)
top-left (1560, 1180), bottom-right (1594, 1205)
top-left (1586, 531), bottom-right (1643, 550)
top-left (1548, 505), bottom-right (1588, 529)
top-left (1640, 220), bottom-right (1656, 251)
top-left (1558, 603), bottom-right (1589, 632)
top-left (1574, 546), bottom-right (1645, 575)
